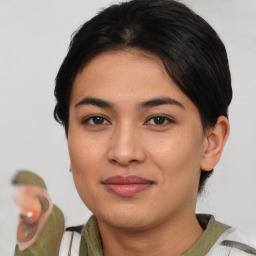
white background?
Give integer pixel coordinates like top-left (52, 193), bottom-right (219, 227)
top-left (0, 0), bottom-right (255, 254)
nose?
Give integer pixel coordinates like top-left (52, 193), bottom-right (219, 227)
top-left (107, 124), bottom-right (146, 166)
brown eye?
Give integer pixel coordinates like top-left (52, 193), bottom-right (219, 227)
top-left (83, 115), bottom-right (110, 126)
top-left (92, 116), bottom-right (105, 125)
top-left (146, 115), bottom-right (174, 126)
top-left (153, 116), bottom-right (166, 125)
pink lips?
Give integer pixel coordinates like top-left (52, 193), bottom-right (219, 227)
top-left (102, 175), bottom-right (154, 196)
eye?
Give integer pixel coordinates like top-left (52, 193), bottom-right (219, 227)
top-left (82, 115), bottom-right (110, 126)
top-left (145, 115), bottom-right (174, 126)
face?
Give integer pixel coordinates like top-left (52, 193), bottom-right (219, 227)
top-left (68, 50), bottom-right (208, 231)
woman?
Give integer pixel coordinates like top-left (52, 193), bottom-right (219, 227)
top-left (13, 0), bottom-right (256, 255)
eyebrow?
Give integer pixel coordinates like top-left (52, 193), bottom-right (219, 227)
top-left (137, 97), bottom-right (185, 110)
top-left (75, 97), bottom-right (114, 109)
top-left (75, 96), bottom-right (184, 110)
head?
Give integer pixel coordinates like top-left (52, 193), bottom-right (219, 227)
top-left (54, 0), bottom-right (231, 226)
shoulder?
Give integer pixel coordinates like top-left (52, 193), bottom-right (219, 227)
top-left (207, 227), bottom-right (256, 256)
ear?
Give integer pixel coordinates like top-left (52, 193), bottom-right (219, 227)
top-left (200, 116), bottom-right (230, 171)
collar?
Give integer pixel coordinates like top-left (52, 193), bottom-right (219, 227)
top-left (183, 214), bottom-right (230, 255)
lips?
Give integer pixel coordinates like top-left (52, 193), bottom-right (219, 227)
top-left (102, 175), bottom-right (154, 196)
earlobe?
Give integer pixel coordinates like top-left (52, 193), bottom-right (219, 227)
top-left (200, 116), bottom-right (230, 171)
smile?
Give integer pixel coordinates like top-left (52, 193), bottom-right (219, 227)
top-left (102, 175), bottom-right (154, 197)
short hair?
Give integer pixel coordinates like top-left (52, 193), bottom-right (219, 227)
top-left (54, 0), bottom-right (232, 193)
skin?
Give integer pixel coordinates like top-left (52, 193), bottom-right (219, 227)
top-left (68, 49), bottom-right (229, 256)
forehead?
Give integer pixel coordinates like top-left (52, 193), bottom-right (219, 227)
top-left (70, 49), bottom-right (197, 115)
top-left (75, 49), bottom-right (168, 86)
top-left (73, 50), bottom-right (173, 94)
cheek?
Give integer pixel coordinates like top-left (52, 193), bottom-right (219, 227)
top-left (68, 136), bottom-right (104, 211)
top-left (68, 130), bottom-right (106, 170)
top-left (68, 133), bottom-right (102, 190)
top-left (148, 128), bottom-right (204, 190)
top-left (150, 131), bottom-right (202, 168)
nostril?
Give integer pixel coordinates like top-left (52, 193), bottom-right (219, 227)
top-left (109, 157), bottom-right (140, 167)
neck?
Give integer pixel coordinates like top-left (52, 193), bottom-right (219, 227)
top-left (98, 212), bottom-right (204, 256)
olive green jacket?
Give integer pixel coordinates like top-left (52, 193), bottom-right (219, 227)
top-left (78, 214), bottom-right (256, 256)
top-left (78, 214), bottom-right (229, 256)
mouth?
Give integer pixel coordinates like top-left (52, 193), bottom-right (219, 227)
top-left (102, 175), bottom-right (154, 197)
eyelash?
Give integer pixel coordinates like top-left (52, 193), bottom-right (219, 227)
top-left (82, 114), bottom-right (174, 127)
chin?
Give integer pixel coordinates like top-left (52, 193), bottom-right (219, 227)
top-left (105, 215), bottom-right (152, 231)
top-left (95, 204), bottom-right (158, 231)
